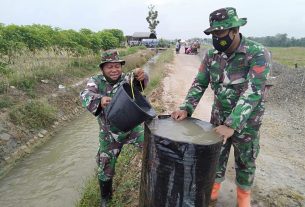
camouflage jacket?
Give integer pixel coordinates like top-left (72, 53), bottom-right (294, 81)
top-left (180, 36), bottom-right (271, 133)
top-left (80, 72), bottom-right (148, 132)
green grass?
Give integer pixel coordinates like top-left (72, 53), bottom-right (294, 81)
top-left (198, 46), bottom-right (305, 69)
top-left (76, 174), bottom-right (100, 207)
top-left (3, 47), bottom-right (150, 93)
top-left (156, 49), bottom-right (174, 64)
top-left (9, 99), bottom-right (57, 129)
top-left (76, 145), bottom-right (140, 207)
top-left (8, 73), bottom-right (38, 91)
top-left (118, 46), bottom-right (146, 57)
top-left (123, 50), bottom-right (155, 73)
top-left (109, 146), bottom-right (140, 207)
top-left (145, 49), bottom-right (174, 94)
top-left (0, 62), bottom-right (12, 75)
top-left (0, 96), bottom-right (14, 109)
top-left (269, 47), bottom-right (305, 68)
top-left (0, 79), bottom-right (9, 94)
top-left (6, 56), bottom-right (99, 92)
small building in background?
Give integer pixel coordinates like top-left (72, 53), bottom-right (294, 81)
top-left (126, 32), bottom-right (157, 46)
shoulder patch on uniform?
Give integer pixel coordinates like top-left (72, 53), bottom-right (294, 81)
top-left (253, 65), bottom-right (265, 74)
top-left (199, 64), bottom-right (206, 72)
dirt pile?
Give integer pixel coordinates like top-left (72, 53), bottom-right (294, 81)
top-left (254, 62), bottom-right (305, 206)
top-left (267, 62), bottom-right (305, 134)
top-left (268, 62), bottom-right (305, 108)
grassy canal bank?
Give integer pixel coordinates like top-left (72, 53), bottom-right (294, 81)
top-left (0, 46), bottom-right (155, 178)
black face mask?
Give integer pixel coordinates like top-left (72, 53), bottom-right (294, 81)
top-left (212, 30), bottom-right (235, 52)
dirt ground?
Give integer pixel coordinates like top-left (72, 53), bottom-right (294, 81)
top-left (156, 49), bottom-right (305, 207)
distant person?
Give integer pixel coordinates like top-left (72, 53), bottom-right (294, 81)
top-left (184, 41), bottom-right (190, 53)
top-left (176, 39), bottom-right (181, 54)
top-left (186, 46), bottom-right (192, 54)
top-left (171, 7), bottom-right (271, 207)
top-left (80, 50), bottom-right (148, 207)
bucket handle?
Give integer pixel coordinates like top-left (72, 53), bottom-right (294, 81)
top-left (130, 72), bottom-right (144, 100)
top-left (158, 114), bottom-right (171, 119)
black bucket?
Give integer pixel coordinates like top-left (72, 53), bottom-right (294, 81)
top-left (139, 115), bottom-right (222, 207)
top-left (105, 82), bottom-right (156, 132)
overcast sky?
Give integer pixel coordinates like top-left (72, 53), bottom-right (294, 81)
top-left (1, 0), bottom-right (305, 40)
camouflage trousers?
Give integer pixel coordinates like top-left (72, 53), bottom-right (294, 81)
top-left (214, 130), bottom-right (260, 190)
top-left (96, 125), bottom-right (144, 181)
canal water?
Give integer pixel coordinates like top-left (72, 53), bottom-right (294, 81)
top-left (0, 112), bottom-right (98, 207)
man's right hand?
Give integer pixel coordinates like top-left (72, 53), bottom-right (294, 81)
top-left (171, 110), bottom-right (188, 121)
top-left (101, 96), bottom-right (112, 108)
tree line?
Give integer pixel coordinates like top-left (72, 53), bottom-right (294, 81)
top-left (202, 33), bottom-right (305, 47)
top-left (248, 33), bottom-right (305, 47)
top-left (0, 23), bottom-right (125, 63)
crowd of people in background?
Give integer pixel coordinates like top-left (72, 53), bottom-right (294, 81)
top-left (175, 39), bottom-right (201, 55)
top-left (128, 38), bottom-right (201, 53)
top-left (184, 41), bottom-right (200, 54)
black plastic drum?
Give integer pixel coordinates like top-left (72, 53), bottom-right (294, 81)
top-left (139, 116), bottom-right (222, 207)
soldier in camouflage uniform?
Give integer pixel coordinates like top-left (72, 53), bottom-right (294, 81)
top-left (172, 7), bottom-right (271, 207)
top-left (80, 50), bottom-right (148, 207)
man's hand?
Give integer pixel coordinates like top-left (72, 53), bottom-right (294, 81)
top-left (134, 68), bottom-right (145, 81)
top-left (213, 125), bottom-right (234, 144)
top-left (101, 96), bottom-right (112, 108)
top-left (171, 110), bottom-right (188, 121)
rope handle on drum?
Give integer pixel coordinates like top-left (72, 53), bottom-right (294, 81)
top-left (130, 72), bottom-right (144, 100)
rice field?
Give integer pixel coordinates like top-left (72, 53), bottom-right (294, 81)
top-left (268, 47), bottom-right (305, 68)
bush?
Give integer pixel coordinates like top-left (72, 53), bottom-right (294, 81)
top-left (0, 24), bottom-right (125, 57)
top-left (0, 79), bottom-right (9, 94)
top-left (0, 96), bottom-right (14, 109)
top-left (9, 75), bottom-right (37, 91)
top-left (0, 62), bottom-right (12, 75)
top-left (9, 99), bottom-right (57, 129)
top-left (98, 31), bottom-right (119, 50)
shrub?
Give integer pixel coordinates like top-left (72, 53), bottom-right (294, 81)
top-left (0, 96), bottom-right (14, 109)
top-left (9, 75), bottom-right (37, 91)
top-left (98, 31), bottom-right (119, 50)
top-left (9, 99), bottom-right (57, 129)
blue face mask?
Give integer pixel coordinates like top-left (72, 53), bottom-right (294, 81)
top-left (212, 30), bottom-right (235, 52)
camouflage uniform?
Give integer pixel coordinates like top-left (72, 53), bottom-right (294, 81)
top-left (180, 35), bottom-right (271, 189)
top-left (80, 51), bottom-right (148, 182)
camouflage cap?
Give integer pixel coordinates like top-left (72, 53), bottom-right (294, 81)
top-left (99, 50), bottom-right (125, 68)
top-left (204, 7), bottom-right (247, 35)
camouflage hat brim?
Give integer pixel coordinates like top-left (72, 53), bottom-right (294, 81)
top-left (204, 17), bottom-right (247, 35)
top-left (99, 60), bottom-right (125, 68)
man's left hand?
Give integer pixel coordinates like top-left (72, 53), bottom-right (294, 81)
top-left (134, 68), bottom-right (145, 81)
top-left (214, 125), bottom-right (234, 144)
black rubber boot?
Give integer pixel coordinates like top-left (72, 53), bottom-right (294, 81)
top-left (99, 179), bottom-right (113, 207)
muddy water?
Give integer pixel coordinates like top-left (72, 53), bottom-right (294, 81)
top-left (142, 52), bottom-right (160, 74)
top-left (148, 118), bottom-right (221, 145)
top-left (0, 113), bottom-right (98, 207)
